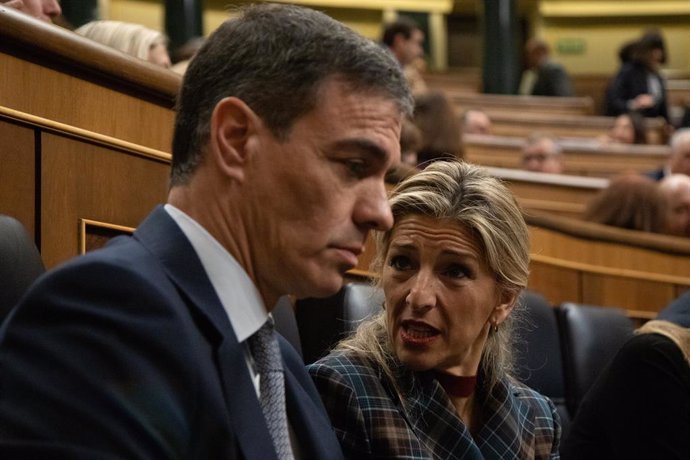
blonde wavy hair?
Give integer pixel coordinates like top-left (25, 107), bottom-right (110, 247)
top-left (338, 160), bottom-right (530, 396)
top-left (75, 20), bottom-right (167, 62)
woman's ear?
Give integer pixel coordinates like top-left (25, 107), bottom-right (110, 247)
top-left (491, 290), bottom-right (518, 326)
top-left (208, 97), bottom-right (261, 183)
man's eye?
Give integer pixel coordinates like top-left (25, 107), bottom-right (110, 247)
top-left (345, 159), bottom-right (367, 177)
top-left (388, 255), bottom-right (411, 271)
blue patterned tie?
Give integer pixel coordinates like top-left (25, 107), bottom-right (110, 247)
top-left (248, 319), bottom-right (294, 460)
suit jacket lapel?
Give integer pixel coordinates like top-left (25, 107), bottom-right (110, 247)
top-left (134, 207), bottom-right (277, 460)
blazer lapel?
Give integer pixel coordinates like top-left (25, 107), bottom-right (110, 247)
top-left (405, 374), bottom-right (484, 459)
top-left (134, 207), bottom-right (277, 460)
top-left (476, 380), bottom-right (535, 460)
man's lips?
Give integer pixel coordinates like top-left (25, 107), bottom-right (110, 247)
top-left (331, 245), bottom-right (363, 268)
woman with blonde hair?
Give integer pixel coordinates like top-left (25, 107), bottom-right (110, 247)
top-left (309, 160), bottom-right (560, 459)
top-left (562, 319), bottom-right (690, 459)
top-left (75, 20), bottom-right (171, 68)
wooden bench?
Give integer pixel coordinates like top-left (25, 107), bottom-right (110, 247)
top-left (0, 8), bottom-right (178, 268)
top-left (464, 134), bottom-right (670, 178)
top-left (526, 212), bottom-right (690, 324)
top-left (485, 167), bottom-right (608, 219)
top-left (488, 112), bottom-right (667, 145)
top-left (445, 91), bottom-right (594, 117)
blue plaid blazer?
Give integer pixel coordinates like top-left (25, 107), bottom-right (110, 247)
top-left (309, 350), bottom-right (560, 459)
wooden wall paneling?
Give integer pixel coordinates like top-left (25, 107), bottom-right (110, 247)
top-left (0, 118), bottom-right (35, 236)
top-left (40, 133), bottom-right (170, 268)
top-left (528, 261), bottom-right (582, 306)
top-left (0, 53), bottom-right (175, 152)
top-left (580, 274), bottom-right (676, 316)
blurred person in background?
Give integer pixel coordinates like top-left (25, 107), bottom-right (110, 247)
top-left (382, 16), bottom-right (427, 95)
top-left (584, 174), bottom-right (668, 233)
top-left (600, 112), bottom-right (647, 145)
top-left (606, 31), bottom-right (668, 123)
top-left (462, 109), bottom-right (492, 135)
top-left (521, 133), bottom-right (564, 174)
top-left (76, 20), bottom-right (171, 69)
top-left (1, 0), bottom-right (60, 23)
top-left (519, 38), bottom-right (573, 97)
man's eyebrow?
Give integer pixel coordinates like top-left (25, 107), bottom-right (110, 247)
top-left (332, 138), bottom-right (388, 161)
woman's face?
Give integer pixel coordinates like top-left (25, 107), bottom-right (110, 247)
top-left (611, 115), bottom-right (635, 144)
top-left (382, 214), bottom-right (516, 376)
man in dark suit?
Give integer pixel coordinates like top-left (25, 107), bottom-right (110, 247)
top-left (0, 4), bottom-right (412, 459)
top-left (519, 38), bottom-right (573, 97)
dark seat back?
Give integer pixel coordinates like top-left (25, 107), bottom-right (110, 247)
top-left (273, 295), bottom-right (303, 359)
top-left (0, 215), bottom-right (44, 322)
top-left (514, 291), bottom-right (570, 437)
top-left (558, 302), bottom-right (634, 416)
top-left (295, 283), bottom-right (383, 364)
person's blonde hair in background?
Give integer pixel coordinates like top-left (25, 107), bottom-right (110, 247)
top-left (75, 20), bottom-right (171, 69)
top-left (521, 133), bottom-right (563, 174)
top-left (1, 0), bottom-right (60, 23)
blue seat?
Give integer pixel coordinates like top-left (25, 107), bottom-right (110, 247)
top-left (558, 302), bottom-right (634, 417)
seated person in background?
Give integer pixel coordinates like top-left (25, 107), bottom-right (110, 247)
top-left (382, 16), bottom-right (427, 95)
top-left (75, 20), bottom-right (171, 68)
top-left (385, 118), bottom-right (421, 184)
top-left (659, 174), bottom-right (690, 237)
top-left (659, 291), bottom-right (690, 328)
top-left (605, 31), bottom-right (668, 122)
top-left (521, 133), bottom-right (564, 174)
top-left (519, 38), bottom-right (573, 97)
top-left (413, 91), bottom-right (462, 166)
top-left (646, 128), bottom-right (690, 180)
top-left (599, 112), bottom-right (646, 144)
top-left (1, 0), bottom-right (60, 23)
top-left (562, 320), bottom-right (690, 460)
top-left (462, 109), bottom-right (492, 135)
top-left (309, 161), bottom-right (561, 459)
top-left (584, 174), bottom-right (667, 233)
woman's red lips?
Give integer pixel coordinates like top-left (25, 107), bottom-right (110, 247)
top-left (400, 319), bottom-right (441, 346)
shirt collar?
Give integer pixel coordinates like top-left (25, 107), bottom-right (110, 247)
top-left (164, 204), bottom-right (267, 342)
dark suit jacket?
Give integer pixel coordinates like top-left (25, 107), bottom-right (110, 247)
top-left (561, 334), bottom-right (690, 460)
top-left (644, 167), bottom-right (666, 182)
top-left (309, 350), bottom-right (560, 460)
top-left (532, 61), bottom-right (573, 97)
top-left (0, 207), bottom-right (343, 460)
top-left (605, 62), bottom-right (668, 121)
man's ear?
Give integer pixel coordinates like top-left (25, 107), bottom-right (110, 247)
top-left (491, 290), bottom-right (518, 326)
top-left (208, 97), bottom-right (260, 183)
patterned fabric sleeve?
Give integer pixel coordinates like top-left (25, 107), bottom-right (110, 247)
top-left (308, 361), bottom-right (373, 458)
top-left (517, 383), bottom-right (561, 459)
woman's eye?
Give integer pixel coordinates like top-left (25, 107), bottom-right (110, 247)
top-left (444, 264), bottom-right (469, 279)
top-left (388, 255), bottom-right (411, 271)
